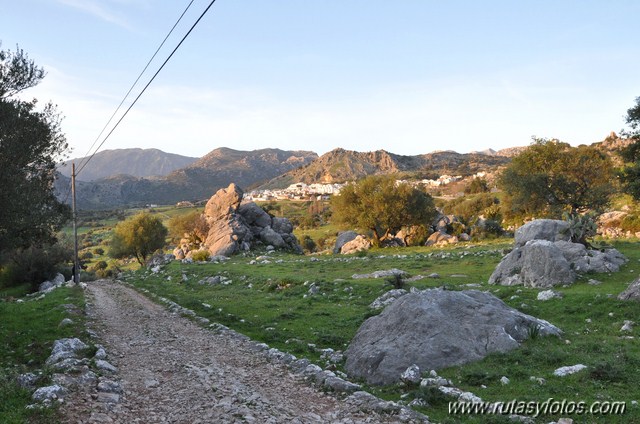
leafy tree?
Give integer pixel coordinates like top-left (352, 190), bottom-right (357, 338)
top-left (109, 213), bottom-right (168, 265)
top-left (332, 175), bottom-right (436, 246)
top-left (464, 177), bottom-right (490, 194)
top-left (618, 97), bottom-right (640, 199)
top-left (445, 193), bottom-right (500, 224)
top-left (0, 44), bottom-right (71, 286)
top-left (499, 138), bottom-right (614, 219)
top-left (167, 209), bottom-right (208, 246)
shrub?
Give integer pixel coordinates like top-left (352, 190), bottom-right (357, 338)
top-left (385, 274), bottom-right (405, 289)
top-left (91, 260), bottom-right (108, 271)
top-left (620, 214), bottom-right (640, 233)
top-left (93, 247), bottom-right (104, 255)
top-left (589, 361), bottom-right (626, 383)
top-left (301, 235), bottom-right (317, 253)
top-left (191, 250), bottom-right (211, 262)
top-left (167, 210), bottom-right (208, 245)
top-left (471, 219), bottom-right (504, 240)
top-left (79, 251), bottom-right (94, 260)
top-left (0, 238), bottom-right (73, 291)
top-left (464, 177), bottom-right (490, 194)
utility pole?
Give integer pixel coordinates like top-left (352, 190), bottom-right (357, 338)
top-left (72, 163), bottom-right (79, 284)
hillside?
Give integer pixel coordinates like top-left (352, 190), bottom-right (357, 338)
top-left (259, 148), bottom-right (512, 189)
top-left (58, 148), bottom-right (198, 181)
top-left (55, 148), bottom-right (318, 209)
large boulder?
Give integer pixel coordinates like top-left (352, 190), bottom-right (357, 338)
top-left (238, 202), bottom-right (272, 228)
top-left (489, 240), bottom-right (575, 288)
top-left (489, 219), bottom-right (627, 288)
top-left (425, 231), bottom-right (458, 247)
top-left (515, 219), bottom-right (570, 247)
top-left (344, 289), bottom-right (560, 385)
top-left (341, 235), bottom-right (372, 254)
top-left (334, 231), bottom-right (358, 254)
top-left (204, 217), bottom-right (248, 257)
top-left (204, 183), bottom-right (243, 221)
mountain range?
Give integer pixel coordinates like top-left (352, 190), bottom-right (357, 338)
top-left (58, 148), bottom-right (198, 181)
top-left (54, 148), bottom-right (318, 209)
top-left (54, 135), bottom-right (628, 209)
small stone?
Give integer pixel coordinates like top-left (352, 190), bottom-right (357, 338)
top-left (537, 290), bottom-right (562, 301)
top-left (144, 379), bottom-right (160, 389)
top-left (621, 320), bottom-right (634, 332)
top-left (553, 364), bottom-right (587, 377)
top-left (400, 364), bottom-right (421, 384)
top-left (500, 376), bottom-right (510, 385)
top-left (32, 385), bottom-right (66, 403)
top-left (97, 392), bottom-right (120, 404)
top-left (95, 360), bottom-right (118, 373)
top-left (59, 318), bottom-right (74, 327)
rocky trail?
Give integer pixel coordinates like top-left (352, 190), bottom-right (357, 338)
top-left (61, 280), bottom-right (423, 423)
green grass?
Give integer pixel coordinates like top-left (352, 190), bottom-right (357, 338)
top-left (122, 240), bottom-right (640, 423)
top-left (0, 286), bottom-right (87, 423)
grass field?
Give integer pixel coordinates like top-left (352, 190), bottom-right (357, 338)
top-left (120, 239), bottom-right (640, 423)
top-left (0, 286), bottom-right (87, 423)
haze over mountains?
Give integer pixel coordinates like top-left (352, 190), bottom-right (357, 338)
top-left (54, 135), bottom-right (627, 209)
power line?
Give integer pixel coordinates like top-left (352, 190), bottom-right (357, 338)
top-left (77, 0), bottom-right (196, 176)
top-left (76, 0), bottom-right (216, 176)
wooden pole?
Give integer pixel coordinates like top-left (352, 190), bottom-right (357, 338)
top-left (72, 163), bottom-right (79, 284)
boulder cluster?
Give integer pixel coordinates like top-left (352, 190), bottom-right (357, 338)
top-left (174, 184), bottom-right (301, 258)
top-left (489, 219), bottom-right (627, 288)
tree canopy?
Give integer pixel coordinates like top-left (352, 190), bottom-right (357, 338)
top-left (499, 138), bottom-right (614, 219)
top-left (110, 213), bottom-right (168, 265)
top-left (618, 97), bottom-right (640, 200)
top-left (0, 44), bottom-right (70, 255)
top-left (331, 175), bottom-right (436, 245)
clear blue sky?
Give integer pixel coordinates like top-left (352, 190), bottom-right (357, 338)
top-left (2, 0), bottom-right (640, 160)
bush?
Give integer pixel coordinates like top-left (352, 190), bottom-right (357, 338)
top-left (91, 260), bottom-right (108, 271)
top-left (0, 237), bottom-right (73, 291)
top-left (445, 193), bottom-right (499, 224)
top-left (464, 177), bottom-right (490, 194)
top-left (471, 219), bottom-right (504, 239)
top-left (167, 210), bottom-right (208, 244)
top-left (93, 247), bottom-right (104, 255)
top-left (620, 214), bottom-right (640, 233)
top-left (191, 250), bottom-right (211, 262)
top-left (301, 235), bottom-right (316, 253)
top-left (79, 251), bottom-right (94, 260)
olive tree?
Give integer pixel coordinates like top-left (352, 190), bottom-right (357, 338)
top-left (499, 138), bottom-right (614, 220)
top-left (332, 175), bottom-right (436, 245)
top-left (109, 213), bottom-right (168, 265)
top-left (0, 44), bottom-right (71, 287)
top-left (619, 97), bottom-right (640, 200)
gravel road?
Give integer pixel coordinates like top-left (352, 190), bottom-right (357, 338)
top-left (61, 279), bottom-right (417, 423)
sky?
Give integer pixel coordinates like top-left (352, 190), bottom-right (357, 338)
top-left (2, 0), bottom-right (640, 162)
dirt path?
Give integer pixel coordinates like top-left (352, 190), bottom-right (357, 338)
top-left (62, 279), bottom-right (414, 423)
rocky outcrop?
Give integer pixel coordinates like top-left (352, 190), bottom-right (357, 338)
top-left (489, 219), bottom-right (627, 288)
top-left (345, 289), bottom-right (560, 385)
top-left (173, 184), bottom-right (301, 258)
top-left (425, 231), bottom-right (458, 247)
top-left (618, 277), bottom-right (640, 301)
